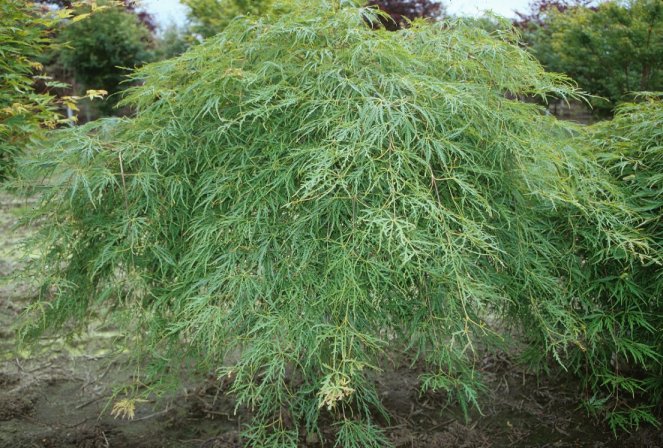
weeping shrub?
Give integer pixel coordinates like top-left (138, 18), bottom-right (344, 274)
top-left (568, 95), bottom-right (662, 432)
top-left (17, 2), bottom-right (648, 445)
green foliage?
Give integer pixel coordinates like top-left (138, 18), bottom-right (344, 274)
top-left (16, 2), bottom-right (653, 445)
top-left (459, 13), bottom-right (513, 35)
top-left (334, 419), bottom-right (391, 448)
top-left (571, 95), bottom-right (663, 431)
top-left (0, 0), bottom-right (62, 181)
top-left (56, 2), bottom-right (153, 115)
top-left (525, 0), bottom-right (663, 113)
top-left (183, 0), bottom-right (285, 38)
top-left (154, 24), bottom-right (192, 60)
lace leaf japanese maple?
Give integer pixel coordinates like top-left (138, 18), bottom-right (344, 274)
top-left (570, 95), bottom-right (663, 432)
top-left (17, 3), bottom-right (646, 446)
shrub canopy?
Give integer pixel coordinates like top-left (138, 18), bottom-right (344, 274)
top-left (576, 95), bottom-right (663, 431)
top-left (18, 2), bottom-right (650, 445)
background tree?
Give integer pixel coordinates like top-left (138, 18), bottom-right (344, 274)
top-left (0, 0), bottom-right (64, 180)
top-left (183, 0), bottom-right (280, 38)
top-left (35, 0), bottom-right (157, 30)
top-left (154, 24), bottom-right (192, 60)
top-left (520, 0), bottom-right (663, 113)
top-left (55, 1), bottom-right (154, 116)
top-left (367, 0), bottom-right (445, 30)
top-left (514, 0), bottom-right (595, 29)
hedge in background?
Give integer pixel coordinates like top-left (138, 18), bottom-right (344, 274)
top-left (17, 2), bottom-right (649, 445)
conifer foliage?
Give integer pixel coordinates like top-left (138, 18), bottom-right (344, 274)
top-left (18, 2), bottom-right (649, 445)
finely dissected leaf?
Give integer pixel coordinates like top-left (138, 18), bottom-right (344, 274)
top-left (567, 94), bottom-right (663, 431)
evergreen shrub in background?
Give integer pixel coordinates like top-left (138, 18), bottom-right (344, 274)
top-left (16, 1), bottom-right (658, 445)
top-left (56, 1), bottom-right (154, 116)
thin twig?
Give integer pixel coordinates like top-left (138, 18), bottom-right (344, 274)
top-left (131, 407), bottom-right (171, 422)
top-left (118, 151), bottom-right (129, 214)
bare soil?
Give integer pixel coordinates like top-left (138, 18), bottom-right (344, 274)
top-left (1, 193), bottom-right (661, 448)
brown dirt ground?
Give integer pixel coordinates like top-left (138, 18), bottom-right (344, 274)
top-left (1, 193), bottom-right (661, 448)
